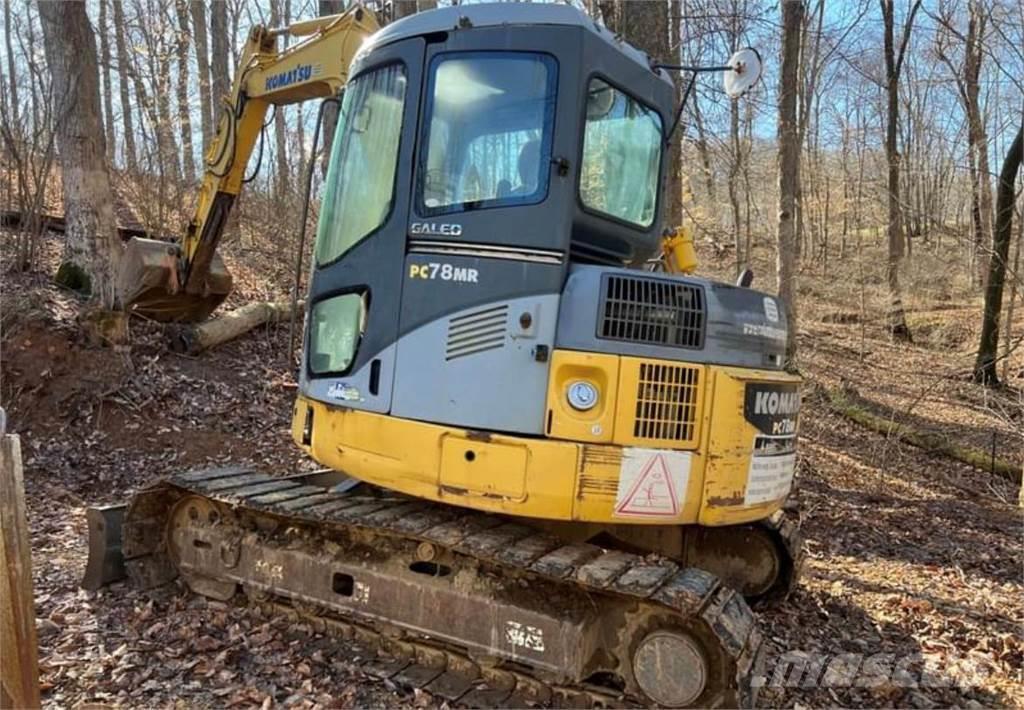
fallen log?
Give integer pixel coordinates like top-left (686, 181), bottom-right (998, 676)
top-left (169, 299), bottom-right (302, 354)
top-left (817, 383), bottom-right (1022, 484)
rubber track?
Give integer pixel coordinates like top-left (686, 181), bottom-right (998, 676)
top-left (123, 468), bottom-right (765, 707)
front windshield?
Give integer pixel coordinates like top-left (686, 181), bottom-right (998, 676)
top-left (580, 79), bottom-right (663, 228)
top-left (315, 64), bottom-right (407, 265)
top-left (418, 52), bottom-right (557, 216)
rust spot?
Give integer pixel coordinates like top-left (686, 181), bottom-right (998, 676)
top-left (707, 493), bottom-right (744, 507)
top-left (465, 430), bottom-right (492, 442)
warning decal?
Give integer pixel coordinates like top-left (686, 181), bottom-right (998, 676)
top-left (744, 452), bottom-right (796, 505)
top-left (614, 448), bottom-right (691, 518)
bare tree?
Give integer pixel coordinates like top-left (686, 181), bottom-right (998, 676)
top-left (880, 0), bottom-right (922, 342)
top-left (319, 0), bottom-right (346, 178)
top-left (270, 0), bottom-right (290, 200)
top-left (974, 115), bottom-right (1022, 385)
top-left (190, 0), bottom-right (214, 151)
top-left (935, 0), bottom-right (995, 285)
top-left (175, 0), bottom-right (196, 181)
top-left (38, 0), bottom-right (122, 311)
top-left (777, 0), bottom-right (804, 364)
top-left (98, 0), bottom-right (116, 167)
top-left (210, 0), bottom-right (231, 107)
top-left (111, 0), bottom-right (138, 172)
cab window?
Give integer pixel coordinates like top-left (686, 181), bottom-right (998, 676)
top-left (418, 52), bottom-right (557, 216)
top-left (315, 64), bottom-right (407, 265)
top-left (579, 79), bottom-right (663, 228)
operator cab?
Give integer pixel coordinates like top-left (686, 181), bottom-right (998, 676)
top-left (302, 3), bottom-right (786, 438)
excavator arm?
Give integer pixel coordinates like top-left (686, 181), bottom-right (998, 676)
top-left (120, 6), bottom-right (380, 323)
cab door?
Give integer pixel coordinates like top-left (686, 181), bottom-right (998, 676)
top-left (300, 38), bottom-right (425, 413)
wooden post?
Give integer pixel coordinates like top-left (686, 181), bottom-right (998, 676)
top-left (1, 434), bottom-right (41, 709)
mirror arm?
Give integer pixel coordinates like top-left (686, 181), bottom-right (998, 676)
top-left (665, 72), bottom-right (697, 145)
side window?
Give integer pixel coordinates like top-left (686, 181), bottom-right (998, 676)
top-left (315, 64), bottom-right (407, 265)
top-left (309, 293), bottom-right (366, 375)
top-left (579, 79), bottom-right (663, 228)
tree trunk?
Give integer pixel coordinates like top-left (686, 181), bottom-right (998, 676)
top-left (965, 3), bottom-right (994, 286)
top-left (170, 300), bottom-right (303, 354)
top-left (880, 0), bottom-right (921, 342)
top-left (190, 1), bottom-right (214, 152)
top-left (319, 0), bottom-right (346, 179)
top-left (271, 0), bottom-right (290, 200)
top-left (38, 1), bottom-right (122, 311)
top-left (690, 93), bottom-right (716, 208)
top-left (973, 119), bottom-right (1023, 385)
top-left (3, 0), bottom-right (18, 137)
top-left (776, 0), bottom-right (804, 366)
top-left (111, 0), bottom-right (138, 172)
top-left (393, 0), bottom-right (418, 20)
top-left (98, 0), bottom-right (117, 167)
top-left (210, 0), bottom-right (231, 108)
top-left (618, 0), bottom-right (671, 225)
top-left (728, 99), bottom-right (742, 277)
top-left (175, 0), bottom-right (196, 182)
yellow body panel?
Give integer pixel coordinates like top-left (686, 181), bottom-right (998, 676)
top-left (293, 353), bottom-right (799, 527)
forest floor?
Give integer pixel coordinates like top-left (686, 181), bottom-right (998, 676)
top-left (1, 227), bottom-right (1022, 709)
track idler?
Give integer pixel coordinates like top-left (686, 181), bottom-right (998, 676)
top-left (680, 510), bottom-right (804, 602)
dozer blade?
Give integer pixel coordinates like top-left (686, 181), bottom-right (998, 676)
top-left (119, 237), bottom-right (232, 323)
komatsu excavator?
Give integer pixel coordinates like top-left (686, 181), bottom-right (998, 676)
top-left (98, 4), bottom-right (803, 707)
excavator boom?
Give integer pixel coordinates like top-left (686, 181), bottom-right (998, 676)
top-left (119, 6), bottom-right (379, 322)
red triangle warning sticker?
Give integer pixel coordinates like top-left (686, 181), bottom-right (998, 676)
top-left (614, 452), bottom-right (684, 518)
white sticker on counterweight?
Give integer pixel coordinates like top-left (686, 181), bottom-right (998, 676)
top-left (744, 452), bottom-right (796, 505)
top-left (614, 448), bottom-right (691, 518)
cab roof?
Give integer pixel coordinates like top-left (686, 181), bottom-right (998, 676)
top-left (365, 2), bottom-right (669, 84)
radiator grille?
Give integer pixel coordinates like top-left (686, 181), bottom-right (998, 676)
top-left (446, 305), bottom-right (508, 360)
top-left (632, 363), bottom-right (701, 442)
top-left (600, 275), bottom-right (704, 349)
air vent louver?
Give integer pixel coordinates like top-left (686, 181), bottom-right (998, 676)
top-left (445, 305), bottom-right (508, 360)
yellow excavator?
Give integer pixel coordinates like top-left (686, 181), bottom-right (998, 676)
top-left (91, 4), bottom-right (803, 707)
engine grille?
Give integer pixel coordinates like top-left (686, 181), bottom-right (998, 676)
top-left (599, 275), bottom-right (704, 349)
top-left (632, 362), bottom-right (701, 443)
top-left (446, 305), bottom-right (508, 360)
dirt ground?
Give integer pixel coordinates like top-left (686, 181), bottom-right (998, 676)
top-left (1, 229), bottom-right (1021, 708)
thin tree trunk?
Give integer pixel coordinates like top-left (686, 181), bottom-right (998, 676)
top-left (973, 119), bottom-right (1023, 385)
top-left (111, 0), bottom-right (138, 172)
top-left (690, 93), bottom-right (716, 207)
top-left (175, 0), bottom-right (196, 181)
top-left (39, 1), bottom-right (122, 311)
top-left (271, 0), bottom-right (290, 200)
top-left (98, 0), bottom-right (117, 167)
top-left (880, 0), bottom-right (921, 342)
top-left (319, 0), bottom-right (345, 179)
top-left (4, 0), bottom-right (19, 139)
top-left (1001, 207), bottom-right (1021, 382)
top-left (210, 0), bottom-right (231, 107)
top-left (729, 99), bottom-right (742, 276)
top-left (777, 0), bottom-right (804, 365)
top-left (190, 0), bottom-right (214, 151)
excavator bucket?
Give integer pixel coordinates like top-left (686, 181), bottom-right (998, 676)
top-left (119, 237), bottom-right (232, 323)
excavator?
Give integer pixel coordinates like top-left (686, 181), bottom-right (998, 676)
top-left (93, 3), bottom-right (803, 707)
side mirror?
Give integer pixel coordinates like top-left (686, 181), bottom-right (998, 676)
top-left (736, 268), bottom-right (754, 288)
top-left (723, 48), bottom-right (763, 98)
